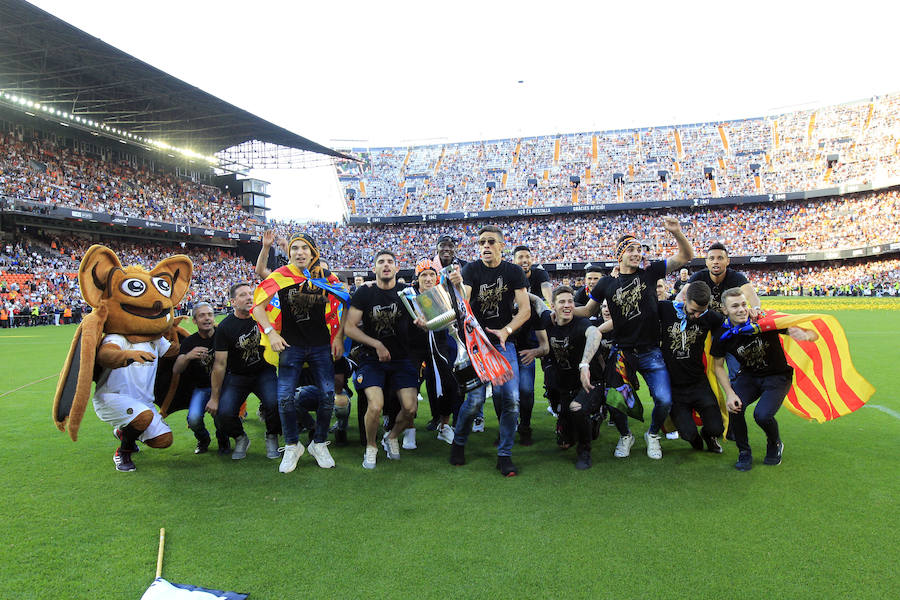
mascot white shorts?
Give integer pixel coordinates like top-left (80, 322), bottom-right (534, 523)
top-left (93, 393), bottom-right (171, 441)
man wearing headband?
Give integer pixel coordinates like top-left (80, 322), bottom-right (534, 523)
top-left (435, 235), bottom-right (467, 270)
top-left (252, 233), bottom-right (346, 473)
top-left (408, 258), bottom-right (461, 444)
top-left (574, 216), bottom-right (693, 460)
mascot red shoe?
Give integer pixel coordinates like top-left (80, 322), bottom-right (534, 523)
top-left (52, 245), bottom-right (193, 471)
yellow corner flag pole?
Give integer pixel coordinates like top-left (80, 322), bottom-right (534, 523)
top-left (155, 528), bottom-right (166, 579)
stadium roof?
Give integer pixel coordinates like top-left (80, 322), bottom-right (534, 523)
top-left (0, 0), bottom-right (354, 165)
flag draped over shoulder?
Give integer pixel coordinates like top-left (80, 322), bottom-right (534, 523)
top-left (252, 264), bottom-right (350, 368)
top-left (707, 310), bottom-right (875, 424)
top-left (141, 577), bottom-right (248, 599)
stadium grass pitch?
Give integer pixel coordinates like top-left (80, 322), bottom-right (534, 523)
top-left (1, 298), bottom-right (898, 599)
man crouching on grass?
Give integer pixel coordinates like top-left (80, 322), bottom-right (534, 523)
top-left (711, 288), bottom-right (817, 471)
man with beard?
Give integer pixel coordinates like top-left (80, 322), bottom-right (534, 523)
top-left (514, 245), bottom-right (553, 304)
top-left (207, 283), bottom-right (281, 461)
top-left (447, 225), bottom-right (530, 476)
top-left (344, 250), bottom-right (417, 470)
top-left (657, 282), bottom-right (724, 453)
top-left (172, 302), bottom-right (229, 455)
top-left (435, 234), bottom-right (467, 270)
top-left (574, 217), bottom-right (694, 460)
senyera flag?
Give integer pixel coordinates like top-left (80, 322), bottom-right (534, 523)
top-left (705, 310), bottom-right (875, 424)
top-left (142, 529), bottom-right (249, 599)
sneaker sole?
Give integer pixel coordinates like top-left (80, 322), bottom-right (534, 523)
top-left (362, 461), bottom-right (376, 469)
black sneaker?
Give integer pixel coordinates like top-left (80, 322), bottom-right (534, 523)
top-left (518, 426), bottom-right (533, 446)
top-left (496, 455), bottom-right (518, 477)
top-left (114, 449), bottom-right (136, 472)
top-left (334, 429), bottom-right (348, 447)
top-left (764, 440), bottom-right (784, 466)
top-left (575, 450), bottom-right (592, 470)
top-left (705, 436), bottom-right (724, 454)
top-left (735, 451), bottom-right (753, 471)
top-left (217, 440), bottom-right (232, 455)
top-left (449, 443), bottom-right (466, 466)
top-left (425, 417), bottom-right (440, 432)
top-left (194, 439), bottom-right (210, 455)
top-left (113, 428), bottom-right (139, 453)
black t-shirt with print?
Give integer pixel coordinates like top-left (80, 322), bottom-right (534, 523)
top-left (588, 260), bottom-right (667, 349)
top-left (658, 301), bottom-right (724, 387)
top-left (540, 312), bottom-right (594, 390)
top-left (710, 325), bottom-right (791, 377)
top-left (525, 267), bottom-right (551, 297)
top-left (214, 314), bottom-right (267, 376)
top-left (178, 331), bottom-right (216, 389)
top-left (277, 271), bottom-right (333, 347)
top-left (688, 268), bottom-right (750, 313)
top-left (350, 282), bottom-right (411, 360)
top-left (513, 299), bottom-right (547, 350)
top-left (461, 260), bottom-right (528, 344)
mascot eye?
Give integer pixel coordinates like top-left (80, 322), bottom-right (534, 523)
top-left (120, 278), bottom-right (147, 297)
top-left (152, 276), bottom-right (172, 298)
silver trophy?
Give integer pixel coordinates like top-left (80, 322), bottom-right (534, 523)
top-left (399, 273), bottom-right (482, 392)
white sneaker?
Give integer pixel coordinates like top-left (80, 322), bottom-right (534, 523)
top-left (402, 428), bottom-right (417, 450)
top-left (665, 431), bottom-right (680, 440)
top-left (645, 431), bottom-right (663, 460)
top-left (614, 434), bottom-right (635, 458)
top-left (279, 443), bottom-right (304, 473)
top-left (383, 434), bottom-right (401, 459)
top-left (547, 405), bottom-right (559, 418)
top-left (416, 393), bottom-right (424, 403)
top-left (362, 446), bottom-right (377, 469)
top-left (472, 417), bottom-right (485, 433)
top-left (437, 423), bottom-right (455, 444)
top-left (265, 434), bottom-right (282, 459)
top-left (485, 385), bottom-right (493, 399)
top-left (307, 440), bottom-right (335, 468)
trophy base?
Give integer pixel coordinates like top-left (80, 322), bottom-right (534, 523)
top-left (453, 362), bottom-right (483, 394)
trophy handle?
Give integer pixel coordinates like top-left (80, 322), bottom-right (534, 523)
top-left (399, 289), bottom-right (424, 322)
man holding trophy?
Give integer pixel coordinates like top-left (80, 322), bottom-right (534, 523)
top-left (445, 226), bottom-right (531, 477)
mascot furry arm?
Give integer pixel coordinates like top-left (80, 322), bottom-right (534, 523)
top-left (52, 245), bottom-right (193, 440)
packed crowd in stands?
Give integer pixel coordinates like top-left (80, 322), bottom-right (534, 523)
top-left (339, 93), bottom-right (900, 216)
top-left (0, 130), bottom-right (260, 232)
top-left (1, 232), bottom-right (256, 326)
top-left (269, 189), bottom-right (900, 269)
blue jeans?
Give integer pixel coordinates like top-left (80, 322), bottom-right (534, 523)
top-left (516, 354), bottom-right (536, 430)
top-left (276, 345), bottom-right (335, 444)
top-left (729, 370), bottom-right (792, 454)
top-left (454, 342), bottom-right (520, 456)
top-left (186, 387), bottom-right (212, 442)
top-left (219, 367), bottom-right (280, 439)
top-left (625, 346), bottom-right (673, 434)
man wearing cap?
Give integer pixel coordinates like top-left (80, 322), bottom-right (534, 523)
top-left (435, 234), bottom-right (467, 270)
top-left (252, 233), bottom-right (349, 473)
top-left (574, 217), bottom-right (694, 460)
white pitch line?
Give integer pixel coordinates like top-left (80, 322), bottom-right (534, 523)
top-left (0, 374), bottom-right (57, 399)
top-left (866, 404), bottom-right (900, 420)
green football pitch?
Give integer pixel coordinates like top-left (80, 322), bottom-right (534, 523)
top-left (1, 298), bottom-right (898, 599)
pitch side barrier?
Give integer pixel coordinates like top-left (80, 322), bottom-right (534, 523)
top-left (344, 181), bottom-right (900, 225)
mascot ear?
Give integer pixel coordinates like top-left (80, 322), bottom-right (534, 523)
top-left (152, 254), bottom-right (193, 304)
top-left (78, 245), bottom-right (122, 308)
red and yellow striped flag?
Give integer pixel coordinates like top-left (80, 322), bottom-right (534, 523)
top-left (252, 264), bottom-right (346, 367)
top-left (704, 311), bottom-right (874, 425)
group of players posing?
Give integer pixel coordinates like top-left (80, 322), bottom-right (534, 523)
top-left (104, 218), bottom-right (816, 475)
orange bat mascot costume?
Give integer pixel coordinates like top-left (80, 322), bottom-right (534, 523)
top-left (52, 245), bottom-right (193, 472)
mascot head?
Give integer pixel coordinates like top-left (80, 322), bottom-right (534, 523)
top-left (78, 245), bottom-right (193, 337)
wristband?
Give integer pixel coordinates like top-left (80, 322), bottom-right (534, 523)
top-left (579, 362), bottom-right (590, 370)
top-left (505, 326), bottom-right (513, 335)
top-left (263, 326), bottom-right (274, 335)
